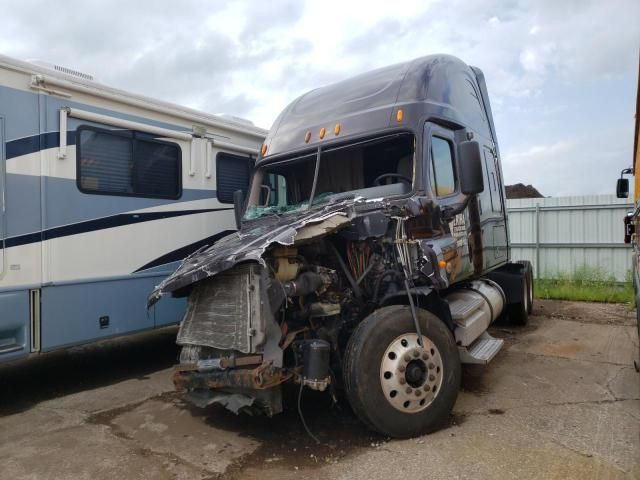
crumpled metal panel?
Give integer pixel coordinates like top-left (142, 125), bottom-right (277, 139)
top-left (148, 199), bottom-right (359, 307)
top-left (177, 264), bottom-right (261, 353)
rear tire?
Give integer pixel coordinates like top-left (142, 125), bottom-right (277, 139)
top-left (509, 262), bottom-right (532, 325)
top-left (517, 260), bottom-right (534, 314)
top-left (343, 305), bottom-right (461, 438)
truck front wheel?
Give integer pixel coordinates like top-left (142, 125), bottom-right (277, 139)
top-left (343, 305), bottom-right (461, 438)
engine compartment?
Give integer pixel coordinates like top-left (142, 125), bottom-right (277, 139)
top-left (171, 208), bottom-right (483, 416)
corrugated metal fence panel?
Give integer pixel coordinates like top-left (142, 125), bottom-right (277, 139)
top-left (506, 195), bottom-right (633, 281)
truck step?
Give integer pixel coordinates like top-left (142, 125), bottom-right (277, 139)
top-left (448, 295), bottom-right (484, 321)
top-left (458, 332), bottom-right (504, 365)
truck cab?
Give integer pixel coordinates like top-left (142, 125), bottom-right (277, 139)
top-left (149, 55), bottom-right (533, 438)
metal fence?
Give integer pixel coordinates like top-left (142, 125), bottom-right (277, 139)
top-left (506, 195), bottom-right (634, 282)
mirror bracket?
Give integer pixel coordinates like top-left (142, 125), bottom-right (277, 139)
top-left (233, 189), bottom-right (244, 230)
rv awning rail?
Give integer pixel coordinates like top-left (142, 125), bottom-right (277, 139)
top-left (31, 73), bottom-right (266, 138)
top-left (56, 108), bottom-right (259, 164)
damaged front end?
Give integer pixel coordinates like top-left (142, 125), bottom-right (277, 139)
top-left (148, 131), bottom-right (473, 417)
top-left (156, 202), bottom-right (359, 415)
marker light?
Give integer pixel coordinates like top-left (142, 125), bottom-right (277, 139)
top-left (438, 260), bottom-right (447, 269)
top-left (304, 131), bottom-right (311, 143)
top-left (396, 109), bottom-right (404, 122)
top-left (319, 127), bottom-right (326, 139)
top-left (334, 123), bottom-right (341, 135)
top-left (261, 144), bottom-right (268, 156)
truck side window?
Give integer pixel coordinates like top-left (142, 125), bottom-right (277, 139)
top-left (430, 137), bottom-right (456, 197)
top-left (261, 173), bottom-right (287, 207)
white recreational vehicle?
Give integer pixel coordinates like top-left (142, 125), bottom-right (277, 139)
top-left (0, 54), bottom-right (266, 364)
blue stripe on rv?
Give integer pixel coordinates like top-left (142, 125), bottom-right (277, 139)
top-left (5, 173), bottom-right (221, 238)
top-left (1, 208), bottom-right (231, 250)
top-left (5, 131), bottom-right (76, 160)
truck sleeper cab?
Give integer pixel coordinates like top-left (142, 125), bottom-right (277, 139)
top-left (149, 54), bottom-right (534, 438)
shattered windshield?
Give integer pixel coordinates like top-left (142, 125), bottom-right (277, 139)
top-left (244, 133), bottom-right (415, 221)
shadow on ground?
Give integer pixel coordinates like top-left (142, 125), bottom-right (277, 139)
top-left (0, 327), bottom-right (179, 416)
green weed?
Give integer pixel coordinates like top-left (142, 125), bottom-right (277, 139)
top-left (535, 265), bottom-right (634, 304)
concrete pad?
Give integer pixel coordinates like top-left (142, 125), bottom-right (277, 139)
top-left (0, 423), bottom-right (183, 480)
top-left (237, 410), bottom-right (634, 480)
top-left (508, 318), bottom-right (637, 366)
top-left (37, 367), bottom-right (175, 414)
top-left (507, 400), bottom-right (640, 473)
top-left (0, 405), bottom-right (85, 445)
top-left (110, 397), bottom-right (260, 475)
top-left (608, 365), bottom-right (640, 400)
top-left (455, 350), bottom-right (619, 413)
top-left (536, 299), bottom-right (636, 327)
top-left (0, 300), bottom-right (637, 480)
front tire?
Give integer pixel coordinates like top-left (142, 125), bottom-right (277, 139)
top-left (343, 305), bottom-right (461, 438)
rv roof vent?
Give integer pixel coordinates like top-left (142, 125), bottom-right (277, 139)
top-left (217, 114), bottom-right (255, 127)
top-left (28, 60), bottom-right (94, 81)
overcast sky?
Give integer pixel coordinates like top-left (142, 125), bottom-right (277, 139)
top-left (1, 0), bottom-right (638, 196)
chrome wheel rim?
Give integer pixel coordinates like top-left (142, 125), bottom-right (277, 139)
top-left (380, 333), bottom-right (444, 413)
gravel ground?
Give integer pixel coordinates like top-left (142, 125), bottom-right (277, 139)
top-left (0, 299), bottom-right (638, 479)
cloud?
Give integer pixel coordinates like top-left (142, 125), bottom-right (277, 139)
top-left (0, 0), bottom-right (637, 195)
top-left (502, 126), bottom-right (635, 196)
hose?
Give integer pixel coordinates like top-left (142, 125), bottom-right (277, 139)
top-left (328, 242), bottom-right (362, 299)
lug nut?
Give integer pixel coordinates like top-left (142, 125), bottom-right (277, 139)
top-left (429, 374), bottom-right (436, 382)
top-left (399, 365), bottom-right (406, 372)
top-left (406, 387), bottom-right (412, 394)
top-left (422, 353), bottom-right (429, 360)
top-left (423, 385), bottom-right (430, 392)
top-left (428, 363), bottom-right (435, 370)
top-left (415, 390), bottom-right (422, 396)
top-left (412, 350), bottom-right (420, 358)
top-left (404, 354), bottom-right (412, 362)
top-left (399, 377), bottom-right (406, 385)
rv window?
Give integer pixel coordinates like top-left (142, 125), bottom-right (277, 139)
top-left (77, 127), bottom-right (181, 199)
top-left (430, 137), bottom-right (456, 197)
top-left (216, 153), bottom-right (252, 204)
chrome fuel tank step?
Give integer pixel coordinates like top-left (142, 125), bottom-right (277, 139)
top-left (458, 331), bottom-right (504, 364)
top-left (445, 279), bottom-right (506, 346)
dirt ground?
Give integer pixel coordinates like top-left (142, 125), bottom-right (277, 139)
top-left (0, 299), bottom-right (638, 480)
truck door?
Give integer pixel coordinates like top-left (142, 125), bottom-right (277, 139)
top-left (482, 146), bottom-right (507, 263)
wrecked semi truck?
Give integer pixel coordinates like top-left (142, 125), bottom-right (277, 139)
top-left (148, 55), bottom-right (534, 438)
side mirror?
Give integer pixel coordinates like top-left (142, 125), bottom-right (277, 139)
top-left (233, 189), bottom-right (244, 230)
top-left (458, 140), bottom-right (484, 195)
top-left (616, 178), bottom-right (629, 198)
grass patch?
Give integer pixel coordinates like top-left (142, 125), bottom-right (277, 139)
top-left (535, 266), bottom-right (634, 304)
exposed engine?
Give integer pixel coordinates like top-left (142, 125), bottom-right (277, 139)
top-left (171, 212), bottom-right (505, 417)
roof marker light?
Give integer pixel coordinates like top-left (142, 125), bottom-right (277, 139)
top-left (396, 109), bottom-right (404, 122)
top-left (304, 131), bottom-right (311, 143)
top-left (261, 144), bottom-right (268, 156)
top-left (334, 123), bottom-right (341, 135)
top-left (319, 127), bottom-right (326, 139)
